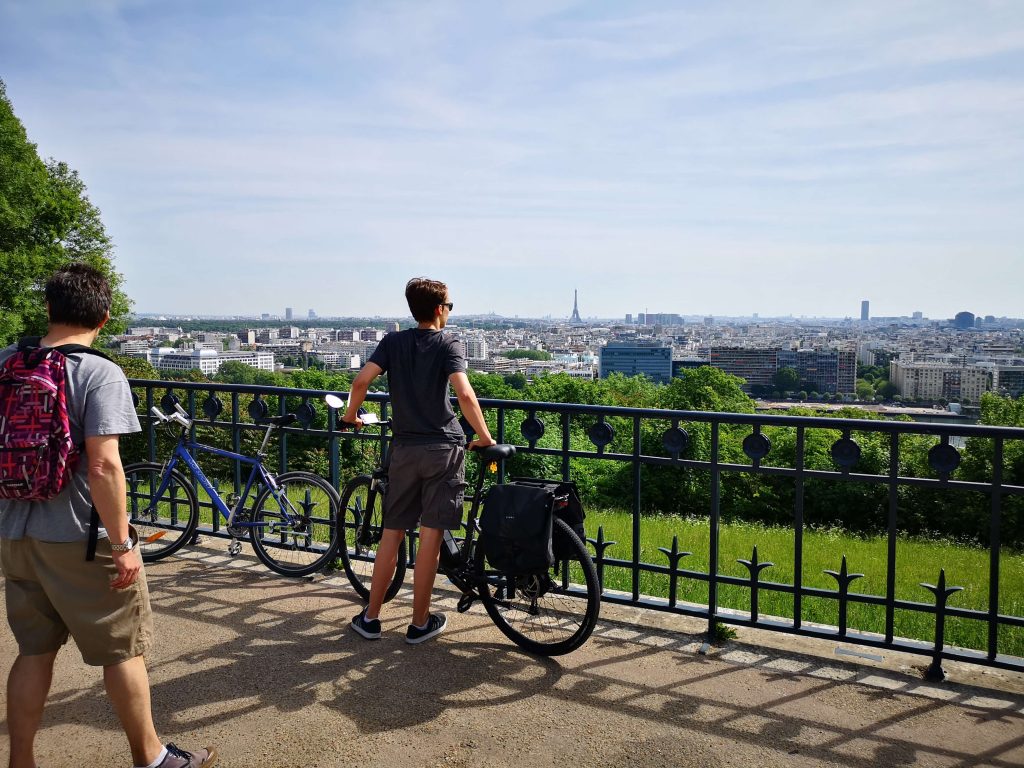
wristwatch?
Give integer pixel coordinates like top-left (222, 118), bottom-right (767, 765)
top-left (110, 535), bottom-right (134, 553)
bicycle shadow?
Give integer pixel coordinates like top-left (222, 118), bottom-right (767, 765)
top-left (325, 637), bottom-right (564, 733)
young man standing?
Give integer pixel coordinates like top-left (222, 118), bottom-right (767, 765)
top-left (0, 265), bottom-right (216, 768)
top-left (344, 277), bottom-right (495, 643)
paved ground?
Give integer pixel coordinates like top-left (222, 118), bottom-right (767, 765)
top-left (2, 541), bottom-right (1023, 768)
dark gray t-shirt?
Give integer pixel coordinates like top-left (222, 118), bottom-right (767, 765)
top-left (0, 344), bottom-right (141, 542)
top-left (368, 329), bottom-right (467, 445)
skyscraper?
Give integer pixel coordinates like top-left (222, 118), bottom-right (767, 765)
top-left (285, 307), bottom-right (293, 321)
top-left (860, 300), bottom-right (869, 322)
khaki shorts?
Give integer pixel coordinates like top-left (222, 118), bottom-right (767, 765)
top-left (384, 442), bottom-right (467, 531)
top-left (1, 532), bottom-right (153, 667)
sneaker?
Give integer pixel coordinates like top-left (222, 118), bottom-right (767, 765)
top-left (406, 613), bottom-right (447, 644)
top-left (351, 608), bottom-right (381, 640)
top-left (156, 743), bottom-right (217, 768)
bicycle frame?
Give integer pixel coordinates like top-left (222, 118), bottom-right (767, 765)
top-left (155, 430), bottom-right (280, 530)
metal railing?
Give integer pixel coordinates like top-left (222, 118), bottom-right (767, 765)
top-left (128, 379), bottom-right (1024, 679)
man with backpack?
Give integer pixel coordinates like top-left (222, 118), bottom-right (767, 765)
top-left (0, 265), bottom-right (216, 768)
top-left (343, 277), bottom-right (495, 644)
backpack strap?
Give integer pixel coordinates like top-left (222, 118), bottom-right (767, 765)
top-left (85, 506), bottom-right (100, 561)
top-left (16, 336), bottom-right (113, 363)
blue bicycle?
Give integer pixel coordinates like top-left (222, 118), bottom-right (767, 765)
top-left (124, 403), bottom-right (341, 577)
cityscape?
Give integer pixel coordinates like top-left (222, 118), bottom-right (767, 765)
top-left (118, 292), bottom-right (1024, 410)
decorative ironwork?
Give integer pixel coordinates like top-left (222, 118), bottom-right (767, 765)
top-left (737, 546), bottom-right (774, 622)
top-left (294, 399), bottom-right (316, 428)
top-left (929, 443), bottom-right (961, 476)
top-left (742, 432), bottom-right (771, 461)
top-left (658, 536), bottom-right (692, 608)
top-left (920, 569), bottom-right (965, 681)
top-left (662, 424), bottom-right (689, 457)
top-left (587, 419), bottom-right (614, 450)
top-left (160, 391), bottom-right (180, 414)
top-left (126, 377), bottom-right (1024, 678)
top-left (824, 556), bottom-right (864, 637)
top-left (248, 396), bottom-right (268, 421)
top-left (831, 436), bottom-right (861, 469)
top-left (520, 413), bottom-right (545, 446)
top-left (202, 395), bottom-right (223, 421)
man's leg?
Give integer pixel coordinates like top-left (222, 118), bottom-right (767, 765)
top-left (411, 526), bottom-right (443, 628)
top-left (7, 651), bottom-right (57, 768)
top-left (103, 655), bottom-right (164, 768)
top-left (365, 529), bottom-right (406, 620)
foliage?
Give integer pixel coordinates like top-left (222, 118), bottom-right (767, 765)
top-left (0, 79), bottom-right (130, 345)
top-left (500, 349), bottom-right (552, 361)
top-left (773, 366), bottom-right (799, 393)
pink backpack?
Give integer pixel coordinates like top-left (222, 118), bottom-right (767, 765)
top-left (0, 338), bottom-right (109, 501)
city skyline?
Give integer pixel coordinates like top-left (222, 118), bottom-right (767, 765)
top-left (2, 2), bottom-right (1022, 318)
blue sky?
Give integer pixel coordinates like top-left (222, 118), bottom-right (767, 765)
top-left (2, 1), bottom-right (1023, 320)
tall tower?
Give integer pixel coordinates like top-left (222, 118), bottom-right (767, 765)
top-left (860, 300), bottom-right (869, 322)
top-left (570, 289), bottom-right (582, 323)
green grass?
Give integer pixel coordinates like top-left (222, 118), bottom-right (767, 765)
top-left (585, 509), bottom-right (1024, 657)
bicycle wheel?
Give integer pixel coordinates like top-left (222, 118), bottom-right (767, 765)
top-left (476, 517), bottom-right (600, 656)
top-left (339, 475), bottom-right (406, 603)
top-left (124, 462), bottom-right (199, 562)
top-left (249, 471), bottom-right (340, 577)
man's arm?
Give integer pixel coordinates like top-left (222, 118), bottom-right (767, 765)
top-left (449, 371), bottom-right (495, 450)
top-left (85, 434), bottom-right (141, 589)
top-left (342, 362), bottom-right (384, 425)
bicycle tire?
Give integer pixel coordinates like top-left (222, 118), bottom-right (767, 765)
top-left (476, 517), bottom-right (600, 656)
top-left (249, 471), bottom-right (341, 577)
top-left (339, 474), bottom-right (406, 603)
top-left (124, 462), bottom-right (199, 562)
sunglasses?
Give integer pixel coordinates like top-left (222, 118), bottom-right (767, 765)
top-left (440, 302), bottom-right (454, 311)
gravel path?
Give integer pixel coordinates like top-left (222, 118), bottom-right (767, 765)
top-left (2, 542), bottom-right (1022, 767)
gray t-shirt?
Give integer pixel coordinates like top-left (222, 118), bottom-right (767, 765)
top-left (0, 344), bottom-right (141, 542)
top-left (368, 329), bottom-right (467, 445)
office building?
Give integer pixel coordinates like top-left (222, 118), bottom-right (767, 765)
top-left (144, 349), bottom-right (275, 376)
top-left (890, 360), bottom-right (992, 402)
top-left (285, 307), bottom-right (293, 321)
top-left (861, 301), bottom-right (869, 322)
top-left (954, 312), bottom-right (975, 330)
top-left (599, 342), bottom-right (673, 384)
top-left (707, 348), bottom-right (778, 391)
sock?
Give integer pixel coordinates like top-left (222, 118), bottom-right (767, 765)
top-left (363, 609), bottom-right (379, 622)
top-left (136, 746), bottom-right (168, 768)
top-left (413, 618), bottom-right (429, 630)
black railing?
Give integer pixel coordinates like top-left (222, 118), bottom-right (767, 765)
top-left (128, 379), bottom-right (1024, 679)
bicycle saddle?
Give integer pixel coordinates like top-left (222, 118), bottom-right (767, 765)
top-left (256, 414), bottom-right (297, 426)
top-left (473, 444), bottom-right (516, 461)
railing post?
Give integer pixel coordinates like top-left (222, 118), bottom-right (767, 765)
top-left (702, 422), bottom-right (721, 653)
top-left (920, 569), bottom-right (965, 681)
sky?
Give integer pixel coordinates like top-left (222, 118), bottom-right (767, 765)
top-left (1, 1), bottom-right (1023, 320)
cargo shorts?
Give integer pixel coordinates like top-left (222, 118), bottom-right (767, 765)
top-left (383, 442), bottom-right (467, 531)
top-left (1, 531), bottom-right (153, 667)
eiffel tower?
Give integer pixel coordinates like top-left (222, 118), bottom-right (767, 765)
top-left (570, 289), bottom-right (582, 323)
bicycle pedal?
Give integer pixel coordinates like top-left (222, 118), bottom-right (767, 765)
top-left (456, 594), bottom-right (476, 613)
top-left (227, 540), bottom-right (242, 556)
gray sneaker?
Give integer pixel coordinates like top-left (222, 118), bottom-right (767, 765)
top-left (406, 613), bottom-right (447, 644)
top-left (157, 743), bottom-right (217, 767)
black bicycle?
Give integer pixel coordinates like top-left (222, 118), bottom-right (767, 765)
top-left (334, 406), bottom-right (601, 656)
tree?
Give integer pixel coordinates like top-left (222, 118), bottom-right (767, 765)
top-left (0, 79), bottom-right (130, 345)
top-left (855, 380), bottom-right (875, 401)
top-left (773, 367), bottom-right (799, 394)
top-left (875, 381), bottom-right (898, 400)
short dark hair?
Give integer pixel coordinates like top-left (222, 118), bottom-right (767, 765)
top-left (405, 277), bottom-right (448, 323)
top-left (45, 263), bottom-right (112, 329)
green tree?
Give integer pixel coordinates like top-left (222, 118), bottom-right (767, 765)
top-left (773, 366), bottom-right (799, 394)
top-left (855, 380), bottom-right (875, 400)
top-left (0, 80), bottom-right (130, 344)
top-left (501, 349), bottom-right (552, 361)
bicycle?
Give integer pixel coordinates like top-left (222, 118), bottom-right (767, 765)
top-left (124, 402), bottom-right (342, 577)
top-left (333, 403), bottom-right (601, 656)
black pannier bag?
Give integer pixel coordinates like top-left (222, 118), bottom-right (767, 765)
top-left (479, 483), bottom-right (555, 574)
top-left (509, 477), bottom-right (586, 560)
